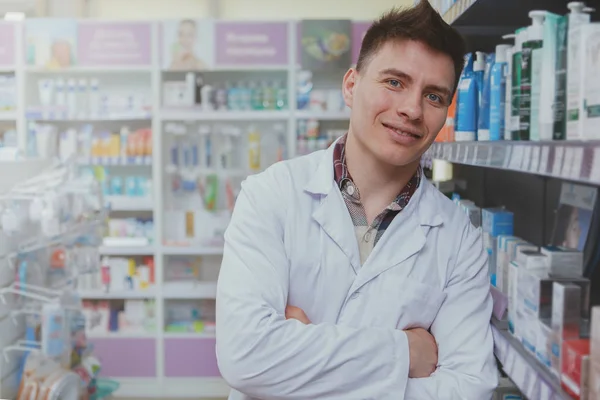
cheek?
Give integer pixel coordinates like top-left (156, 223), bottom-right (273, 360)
top-left (424, 107), bottom-right (448, 136)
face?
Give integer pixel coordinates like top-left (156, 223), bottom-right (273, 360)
top-left (178, 22), bottom-right (196, 50)
top-left (342, 40), bottom-right (455, 167)
top-left (564, 207), bottom-right (581, 250)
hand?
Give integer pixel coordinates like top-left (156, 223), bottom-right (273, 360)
top-left (405, 328), bottom-right (438, 378)
top-left (285, 305), bottom-right (311, 324)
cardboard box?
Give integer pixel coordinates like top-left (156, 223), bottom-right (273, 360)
top-left (551, 283), bottom-right (582, 378)
top-left (589, 360), bottom-right (600, 400)
top-left (562, 339), bottom-right (590, 400)
top-left (592, 306), bottom-right (600, 361)
top-left (537, 318), bottom-right (553, 368)
top-left (541, 245), bottom-right (584, 277)
top-left (496, 235), bottom-right (517, 293)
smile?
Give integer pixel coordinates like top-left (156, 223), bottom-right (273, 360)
top-left (382, 123), bottom-right (422, 140)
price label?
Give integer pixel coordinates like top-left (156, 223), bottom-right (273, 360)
top-left (472, 145), bottom-right (479, 165)
top-left (539, 146), bottom-right (550, 174)
top-left (463, 145), bottom-right (471, 164)
top-left (591, 148), bottom-right (600, 183)
top-left (562, 147), bottom-right (575, 177)
top-left (521, 146), bottom-right (532, 171)
top-left (508, 145), bottom-right (522, 169)
top-left (530, 146), bottom-right (541, 172)
top-left (456, 144), bottom-right (463, 162)
top-left (552, 146), bottom-right (565, 176)
top-left (571, 147), bottom-right (584, 179)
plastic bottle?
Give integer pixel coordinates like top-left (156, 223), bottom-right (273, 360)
top-left (566, 1), bottom-right (594, 140)
top-left (473, 52), bottom-right (486, 106)
top-left (250, 81), bottom-right (263, 111)
top-left (510, 28), bottom-right (527, 140)
top-left (502, 34), bottom-right (516, 140)
top-left (539, 12), bottom-right (564, 141)
top-left (477, 52), bottom-right (494, 141)
top-left (520, 10), bottom-right (546, 141)
top-left (455, 53), bottom-right (478, 141)
top-left (490, 45), bottom-right (511, 141)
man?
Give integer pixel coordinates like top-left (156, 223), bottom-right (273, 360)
top-left (215, 2), bottom-right (497, 399)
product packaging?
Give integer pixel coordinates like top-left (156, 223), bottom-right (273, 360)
top-left (490, 44), bottom-right (510, 141)
top-left (537, 318), bottom-right (553, 368)
top-left (477, 52), bottom-right (495, 141)
top-left (495, 235), bottom-right (517, 292)
top-left (566, 2), bottom-right (593, 140)
top-left (590, 307), bottom-right (600, 399)
top-left (520, 11), bottom-right (546, 141)
top-left (510, 28), bottom-right (527, 140)
top-left (561, 338), bottom-right (590, 400)
top-left (539, 12), bottom-right (564, 140)
top-left (553, 15), bottom-right (570, 140)
top-left (580, 23), bottom-right (600, 140)
top-left (456, 53), bottom-right (478, 141)
top-left (541, 245), bottom-right (584, 277)
top-left (482, 208), bottom-right (514, 279)
top-left (551, 282), bottom-right (582, 378)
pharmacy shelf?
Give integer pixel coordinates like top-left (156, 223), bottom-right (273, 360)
top-left (99, 245), bottom-right (155, 256)
top-left (163, 332), bottom-right (216, 339)
top-left (105, 195), bottom-right (154, 212)
top-left (25, 113), bottom-right (152, 122)
top-left (160, 109), bottom-right (290, 121)
top-left (115, 378), bottom-right (229, 398)
top-left (491, 319), bottom-right (572, 400)
top-left (162, 245), bottom-right (224, 256)
top-left (79, 289), bottom-right (157, 299)
top-left (25, 66), bottom-right (154, 74)
top-left (295, 110), bottom-right (351, 120)
top-left (0, 111), bottom-right (17, 121)
top-left (77, 156), bottom-right (153, 166)
top-left (87, 332), bottom-right (156, 339)
top-left (429, 141), bottom-right (600, 186)
top-left (163, 281), bottom-right (217, 299)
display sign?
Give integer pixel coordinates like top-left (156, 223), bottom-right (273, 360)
top-left (25, 19), bottom-right (78, 68)
top-left (300, 19), bottom-right (351, 71)
top-left (162, 19), bottom-right (214, 70)
top-left (78, 22), bottom-right (152, 66)
top-left (0, 23), bottom-right (15, 66)
top-left (351, 22), bottom-right (371, 66)
top-left (215, 22), bottom-right (288, 66)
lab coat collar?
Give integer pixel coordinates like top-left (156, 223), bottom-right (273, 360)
top-left (303, 139), bottom-right (444, 229)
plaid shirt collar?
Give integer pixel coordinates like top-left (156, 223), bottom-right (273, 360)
top-left (333, 134), bottom-right (421, 212)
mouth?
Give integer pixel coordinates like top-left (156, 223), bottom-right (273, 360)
top-left (382, 123), bottom-right (423, 140)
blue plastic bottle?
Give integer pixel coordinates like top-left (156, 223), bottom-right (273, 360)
top-left (490, 44), bottom-right (511, 141)
top-left (477, 52), bottom-right (495, 141)
top-left (456, 53), bottom-right (478, 141)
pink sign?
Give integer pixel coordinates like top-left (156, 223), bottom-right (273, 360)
top-left (77, 22), bottom-right (152, 66)
top-left (352, 22), bottom-right (371, 65)
top-left (215, 22), bottom-right (288, 66)
top-left (0, 23), bottom-right (16, 66)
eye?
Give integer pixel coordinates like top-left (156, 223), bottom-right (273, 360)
top-left (387, 79), bottom-right (401, 88)
top-left (426, 93), bottom-right (443, 103)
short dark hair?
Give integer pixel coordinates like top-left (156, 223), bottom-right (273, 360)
top-left (356, 1), bottom-right (466, 92)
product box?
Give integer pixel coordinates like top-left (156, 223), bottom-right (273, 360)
top-left (590, 359), bottom-right (600, 400)
top-left (493, 377), bottom-right (522, 400)
top-left (482, 208), bottom-right (514, 237)
top-left (541, 245), bottom-right (584, 277)
top-left (592, 306), bottom-right (600, 360)
top-left (562, 339), bottom-right (590, 400)
top-left (580, 23), bottom-right (600, 141)
top-left (516, 249), bottom-right (547, 269)
top-left (551, 283), bottom-right (582, 378)
top-left (537, 318), bottom-right (553, 368)
top-left (496, 235), bottom-right (518, 293)
top-left (508, 260), bottom-right (520, 337)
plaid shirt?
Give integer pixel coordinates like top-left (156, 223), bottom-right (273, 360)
top-left (333, 134), bottom-right (421, 265)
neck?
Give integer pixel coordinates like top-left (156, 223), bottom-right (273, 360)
top-left (344, 132), bottom-right (419, 207)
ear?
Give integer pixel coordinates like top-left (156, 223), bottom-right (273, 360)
top-left (342, 68), bottom-right (357, 109)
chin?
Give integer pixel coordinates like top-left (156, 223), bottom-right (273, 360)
top-left (376, 144), bottom-right (422, 167)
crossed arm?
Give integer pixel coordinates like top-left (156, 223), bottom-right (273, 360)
top-left (215, 174), bottom-right (497, 399)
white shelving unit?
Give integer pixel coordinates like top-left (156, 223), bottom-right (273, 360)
top-left (3, 17), bottom-right (357, 398)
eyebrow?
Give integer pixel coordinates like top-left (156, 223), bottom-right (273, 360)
top-left (379, 67), bottom-right (453, 102)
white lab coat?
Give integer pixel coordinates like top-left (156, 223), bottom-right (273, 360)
top-left (216, 141), bottom-right (498, 400)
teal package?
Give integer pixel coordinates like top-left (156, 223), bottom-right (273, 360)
top-left (553, 16), bottom-right (569, 140)
top-left (490, 45), bottom-right (510, 140)
top-left (520, 12), bottom-right (545, 141)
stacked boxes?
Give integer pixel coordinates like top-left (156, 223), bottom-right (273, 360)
top-left (482, 208), bottom-right (514, 286)
top-left (590, 307), bottom-right (600, 399)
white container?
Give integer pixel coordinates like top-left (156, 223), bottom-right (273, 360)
top-left (580, 23), bottom-right (600, 140)
top-left (566, 2), bottom-right (593, 140)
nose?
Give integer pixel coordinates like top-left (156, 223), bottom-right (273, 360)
top-left (396, 89), bottom-right (424, 122)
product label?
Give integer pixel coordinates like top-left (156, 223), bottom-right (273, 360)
top-left (530, 47), bottom-right (543, 141)
top-left (520, 40), bottom-right (543, 140)
top-left (511, 51), bottom-right (522, 140)
top-left (553, 16), bottom-right (569, 140)
top-left (490, 64), bottom-right (507, 141)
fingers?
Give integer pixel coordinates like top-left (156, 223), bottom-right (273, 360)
top-left (285, 305), bottom-right (311, 324)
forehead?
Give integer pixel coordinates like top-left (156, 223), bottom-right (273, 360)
top-left (365, 40), bottom-right (455, 88)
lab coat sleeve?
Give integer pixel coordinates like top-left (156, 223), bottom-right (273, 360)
top-left (403, 219), bottom-right (498, 400)
top-left (216, 170), bottom-right (411, 400)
